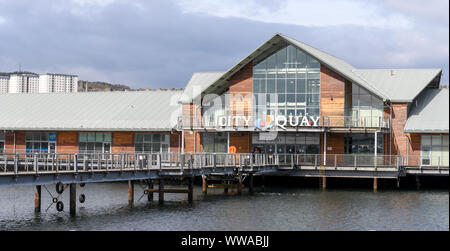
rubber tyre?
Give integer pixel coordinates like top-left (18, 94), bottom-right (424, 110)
top-left (79, 194), bottom-right (86, 204)
top-left (56, 182), bottom-right (64, 194)
top-left (56, 201), bottom-right (64, 212)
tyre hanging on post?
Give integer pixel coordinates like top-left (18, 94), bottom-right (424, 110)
top-left (56, 201), bottom-right (64, 212)
top-left (56, 182), bottom-right (64, 194)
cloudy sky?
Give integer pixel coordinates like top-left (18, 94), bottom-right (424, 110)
top-left (0, 0), bottom-right (448, 89)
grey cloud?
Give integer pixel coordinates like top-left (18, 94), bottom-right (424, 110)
top-left (0, 0), bottom-right (448, 89)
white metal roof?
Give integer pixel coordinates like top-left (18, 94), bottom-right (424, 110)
top-left (0, 91), bottom-right (182, 131)
top-left (355, 69), bottom-right (442, 102)
top-left (405, 88), bottom-right (449, 133)
top-left (179, 72), bottom-right (225, 104)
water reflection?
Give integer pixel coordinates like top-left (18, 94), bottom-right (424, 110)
top-left (0, 183), bottom-right (448, 231)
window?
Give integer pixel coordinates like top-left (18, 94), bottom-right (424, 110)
top-left (421, 135), bottom-right (449, 166)
top-left (25, 132), bottom-right (57, 153)
top-left (253, 45), bottom-right (321, 122)
top-left (135, 133), bottom-right (170, 153)
top-left (252, 133), bottom-right (320, 154)
top-left (78, 132), bottom-right (111, 153)
top-left (345, 134), bottom-right (384, 155)
top-left (0, 133), bottom-right (4, 153)
top-left (202, 133), bottom-right (227, 153)
top-left (351, 84), bottom-right (384, 127)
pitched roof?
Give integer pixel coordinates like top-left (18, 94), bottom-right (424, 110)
top-left (404, 88), bottom-right (449, 133)
top-left (355, 69), bottom-right (442, 102)
top-left (186, 33), bottom-right (443, 104)
top-left (0, 91), bottom-right (182, 131)
top-left (179, 72), bottom-right (225, 103)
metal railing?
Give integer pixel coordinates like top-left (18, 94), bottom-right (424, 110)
top-left (0, 152), bottom-right (406, 176)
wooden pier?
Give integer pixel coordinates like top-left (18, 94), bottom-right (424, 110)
top-left (0, 152), bottom-right (448, 216)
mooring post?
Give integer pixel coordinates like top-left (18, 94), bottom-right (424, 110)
top-left (159, 178), bottom-right (165, 205)
top-left (128, 180), bottom-right (134, 206)
top-left (34, 185), bottom-right (41, 213)
top-left (202, 175), bottom-right (208, 195)
top-left (249, 174), bottom-right (254, 194)
top-left (188, 177), bottom-right (194, 203)
top-left (69, 183), bottom-right (76, 217)
top-left (148, 180), bottom-right (154, 201)
top-left (373, 177), bottom-right (378, 192)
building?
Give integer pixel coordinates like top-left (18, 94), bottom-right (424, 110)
top-left (0, 33), bottom-right (448, 169)
top-left (0, 72), bottom-right (78, 94)
top-left (39, 73), bottom-right (78, 93)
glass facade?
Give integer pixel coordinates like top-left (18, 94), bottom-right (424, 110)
top-left (0, 132), bottom-right (4, 153)
top-left (253, 45), bottom-right (321, 122)
top-left (202, 133), bottom-right (228, 153)
top-left (26, 132), bottom-right (57, 153)
top-left (135, 133), bottom-right (170, 153)
top-left (252, 133), bottom-right (320, 154)
top-left (421, 135), bottom-right (449, 166)
top-left (344, 134), bottom-right (384, 155)
top-left (78, 132), bottom-right (111, 153)
top-left (351, 84), bottom-right (384, 127)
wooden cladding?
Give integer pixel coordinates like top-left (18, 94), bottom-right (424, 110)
top-left (320, 65), bottom-right (346, 127)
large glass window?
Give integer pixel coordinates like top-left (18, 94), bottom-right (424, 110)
top-left (351, 84), bottom-right (384, 127)
top-left (78, 132), bottom-right (111, 153)
top-left (345, 134), bottom-right (384, 155)
top-left (421, 135), bottom-right (449, 166)
top-left (202, 133), bottom-right (228, 153)
top-left (26, 132), bottom-right (57, 153)
top-left (253, 45), bottom-right (321, 121)
top-left (135, 133), bottom-right (170, 153)
top-left (0, 133), bottom-right (4, 153)
top-left (252, 133), bottom-right (320, 154)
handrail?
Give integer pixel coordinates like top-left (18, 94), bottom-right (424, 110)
top-left (0, 152), bottom-right (429, 176)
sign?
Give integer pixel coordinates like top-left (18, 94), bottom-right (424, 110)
top-left (229, 146), bottom-right (237, 153)
top-left (49, 132), bottom-right (57, 142)
top-left (217, 115), bottom-right (321, 130)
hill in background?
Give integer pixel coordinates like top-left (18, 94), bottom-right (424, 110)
top-left (78, 80), bottom-right (133, 92)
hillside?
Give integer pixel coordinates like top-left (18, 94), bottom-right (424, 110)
top-left (78, 80), bottom-right (132, 92)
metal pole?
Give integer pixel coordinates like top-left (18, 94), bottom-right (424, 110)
top-left (159, 179), bottom-right (165, 204)
top-left (202, 175), bottom-right (208, 195)
top-left (188, 177), bottom-right (194, 203)
top-left (373, 177), bottom-right (378, 192)
top-left (323, 132), bottom-right (327, 165)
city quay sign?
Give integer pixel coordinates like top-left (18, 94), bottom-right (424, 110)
top-left (217, 115), bottom-right (321, 130)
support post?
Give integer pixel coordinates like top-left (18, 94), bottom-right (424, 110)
top-left (415, 176), bottom-right (421, 190)
top-left (321, 176), bottom-right (327, 190)
top-left (237, 176), bottom-right (243, 196)
top-left (373, 177), bottom-right (378, 192)
top-left (188, 177), bottom-right (194, 203)
top-left (159, 179), bottom-right (165, 204)
top-left (34, 185), bottom-right (41, 213)
top-left (69, 183), bottom-right (76, 217)
top-left (202, 175), bottom-right (208, 195)
top-left (148, 180), bottom-right (154, 201)
top-left (262, 175), bottom-right (265, 192)
top-left (128, 180), bottom-right (134, 206)
top-left (224, 180), bottom-right (229, 194)
top-left (249, 174), bottom-right (254, 194)
top-left (323, 132), bottom-right (327, 165)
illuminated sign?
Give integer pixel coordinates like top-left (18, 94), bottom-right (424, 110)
top-left (217, 115), bottom-right (320, 130)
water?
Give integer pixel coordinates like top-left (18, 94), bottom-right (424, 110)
top-left (0, 182), bottom-right (448, 231)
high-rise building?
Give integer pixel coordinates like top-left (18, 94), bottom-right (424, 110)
top-left (39, 73), bottom-right (78, 93)
top-left (0, 75), bottom-right (9, 94)
top-left (0, 72), bottom-right (78, 94)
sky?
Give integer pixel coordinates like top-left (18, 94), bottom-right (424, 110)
top-left (0, 0), bottom-right (448, 89)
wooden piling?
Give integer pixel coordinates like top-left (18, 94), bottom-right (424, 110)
top-left (224, 180), bottom-right (229, 194)
top-left (262, 175), bottom-right (265, 192)
top-left (373, 177), bottom-right (378, 192)
top-left (321, 177), bottom-right (327, 190)
top-left (34, 185), bottom-right (41, 213)
top-left (188, 177), bottom-right (194, 203)
top-left (128, 180), bottom-right (134, 206)
top-left (237, 176), bottom-right (243, 196)
top-left (202, 175), bottom-right (207, 195)
top-left (159, 179), bottom-right (165, 205)
top-left (147, 180), bottom-right (154, 201)
top-left (69, 183), bottom-right (76, 217)
top-left (416, 176), bottom-right (421, 190)
top-left (249, 174), bottom-right (254, 194)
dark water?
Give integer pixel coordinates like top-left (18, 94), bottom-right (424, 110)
top-left (0, 182), bottom-right (448, 231)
